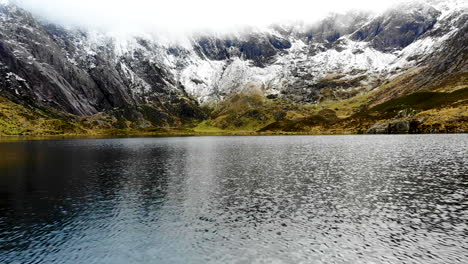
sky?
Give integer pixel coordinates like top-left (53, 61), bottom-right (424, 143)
top-left (12, 0), bottom-right (406, 34)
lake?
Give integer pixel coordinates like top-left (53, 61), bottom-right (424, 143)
top-left (0, 135), bottom-right (467, 263)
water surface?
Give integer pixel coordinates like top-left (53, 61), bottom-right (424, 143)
top-left (0, 135), bottom-right (467, 263)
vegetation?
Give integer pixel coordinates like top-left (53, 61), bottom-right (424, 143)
top-left (0, 96), bottom-right (85, 136)
top-left (1, 75), bottom-right (467, 137)
top-left (196, 85), bottom-right (467, 134)
top-left (368, 88), bottom-right (468, 116)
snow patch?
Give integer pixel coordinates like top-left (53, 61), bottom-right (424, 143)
top-left (6, 72), bottom-right (26, 82)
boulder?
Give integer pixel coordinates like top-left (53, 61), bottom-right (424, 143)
top-left (367, 120), bottom-right (412, 134)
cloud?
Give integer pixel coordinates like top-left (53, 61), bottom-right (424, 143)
top-left (13, 0), bottom-right (405, 34)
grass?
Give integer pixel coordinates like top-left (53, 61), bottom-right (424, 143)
top-left (429, 72), bottom-right (468, 93)
top-left (320, 91), bottom-right (374, 118)
top-left (192, 120), bottom-right (225, 133)
top-left (414, 106), bottom-right (468, 133)
top-left (2, 71), bottom-right (467, 137)
top-left (369, 88), bottom-right (468, 116)
top-left (0, 96), bottom-right (85, 136)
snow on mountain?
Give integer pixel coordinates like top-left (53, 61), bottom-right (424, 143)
top-left (135, 0), bottom-right (465, 103)
top-left (0, 0), bottom-right (466, 118)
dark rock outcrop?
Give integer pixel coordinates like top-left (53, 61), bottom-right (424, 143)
top-left (352, 2), bottom-right (440, 52)
top-left (0, 3), bottom-right (204, 127)
top-left (367, 120), bottom-right (422, 134)
top-left (194, 32), bottom-right (291, 67)
top-left (0, 0), bottom-right (466, 131)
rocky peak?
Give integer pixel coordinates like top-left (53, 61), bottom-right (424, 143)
top-left (351, 1), bottom-right (441, 52)
top-left (0, 0), bottom-right (466, 127)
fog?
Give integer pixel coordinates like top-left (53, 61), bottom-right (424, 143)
top-left (11, 0), bottom-right (405, 35)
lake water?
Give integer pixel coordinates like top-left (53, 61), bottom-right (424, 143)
top-left (0, 135), bottom-right (467, 263)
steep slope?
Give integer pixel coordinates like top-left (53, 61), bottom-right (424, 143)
top-left (0, 3), bottom-right (205, 130)
top-left (0, 0), bottom-right (466, 135)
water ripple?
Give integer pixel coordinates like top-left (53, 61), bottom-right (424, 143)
top-left (0, 135), bottom-right (467, 263)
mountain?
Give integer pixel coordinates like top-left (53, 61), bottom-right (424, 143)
top-left (0, 0), bottom-right (467, 135)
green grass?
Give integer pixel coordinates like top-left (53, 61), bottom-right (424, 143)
top-left (0, 96), bottom-right (85, 136)
top-left (193, 120), bottom-right (225, 133)
top-left (369, 88), bottom-right (468, 116)
top-left (2, 79), bottom-right (467, 137)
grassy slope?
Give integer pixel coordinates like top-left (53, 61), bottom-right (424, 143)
top-left (193, 92), bottom-right (322, 133)
top-left (1, 70), bottom-right (467, 136)
top-left (0, 96), bottom-right (194, 137)
top-left (195, 71), bottom-right (468, 134)
top-left (0, 96), bottom-right (85, 136)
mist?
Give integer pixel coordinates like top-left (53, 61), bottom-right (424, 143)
top-left (11, 0), bottom-right (405, 35)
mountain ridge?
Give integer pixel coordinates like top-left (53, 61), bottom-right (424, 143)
top-left (0, 0), bottom-right (466, 135)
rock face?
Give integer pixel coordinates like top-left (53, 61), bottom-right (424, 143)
top-left (0, 0), bottom-right (466, 127)
top-left (351, 2), bottom-right (441, 52)
top-left (0, 4), bottom-right (205, 127)
top-left (367, 120), bottom-right (414, 134)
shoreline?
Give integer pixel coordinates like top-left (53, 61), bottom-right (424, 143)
top-left (1, 130), bottom-right (466, 142)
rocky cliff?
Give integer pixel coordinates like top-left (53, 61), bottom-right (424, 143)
top-left (0, 0), bottom-right (466, 135)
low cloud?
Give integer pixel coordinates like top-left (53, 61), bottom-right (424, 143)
top-left (12, 0), bottom-right (405, 34)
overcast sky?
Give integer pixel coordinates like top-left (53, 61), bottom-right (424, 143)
top-left (12, 0), bottom-right (405, 34)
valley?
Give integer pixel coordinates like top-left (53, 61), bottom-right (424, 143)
top-left (0, 0), bottom-right (466, 136)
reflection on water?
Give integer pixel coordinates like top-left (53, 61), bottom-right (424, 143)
top-left (0, 135), bottom-right (467, 263)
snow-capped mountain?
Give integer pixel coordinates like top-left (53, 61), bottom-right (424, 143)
top-left (0, 0), bottom-right (466, 126)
